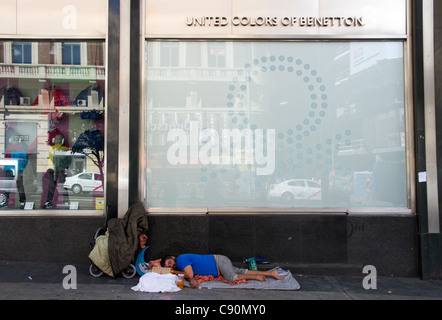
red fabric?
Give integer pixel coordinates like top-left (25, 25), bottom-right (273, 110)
top-left (32, 88), bottom-right (71, 106)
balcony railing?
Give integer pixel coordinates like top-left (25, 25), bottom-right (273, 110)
top-left (0, 63), bottom-right (106, 81)
top-left (147, 67), bottom-right (247, 82)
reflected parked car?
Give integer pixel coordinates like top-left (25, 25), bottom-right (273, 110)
top-left (63, 172), bottom-right (103, 194)
top-left (268, 179), bottom-right (321, 201)
top-left (0, 159), bottom-right (19, 204)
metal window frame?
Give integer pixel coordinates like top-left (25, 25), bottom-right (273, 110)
top-left (422, 0), bottom-right (440, 233)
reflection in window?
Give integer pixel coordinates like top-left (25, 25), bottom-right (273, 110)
top-left (145, 41), bottom-right (407, 209)
top-left (79, 173), bottom-right (92, 180)
top-left (289, 180), bottom-right (305, 187)
top-left (208, 43), bottom-right (226, 68)
top-left (63, 42), bottom-right (81, 65)
top-left (0, 40), bottom-right (106, 211)
top-left (186, 43), bottom-right (201, 67)
top-left (0, 42), bottom-right (4, 63)
top-left (13, 42), bottom-right (32, 64)
top-left (160, 43), bottom-right (179, 67)
top-left (38, 42), bottom-right (55, 64)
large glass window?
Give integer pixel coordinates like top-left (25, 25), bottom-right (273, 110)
top-left (145, 41), bottom-right (407, 209)
top-left (0, 40), bottom-right (106, 211)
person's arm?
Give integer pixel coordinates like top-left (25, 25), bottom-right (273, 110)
top-left (183, 265), bottom-right (198, 288)
top-left (148, 259), bottom-right (161, 270)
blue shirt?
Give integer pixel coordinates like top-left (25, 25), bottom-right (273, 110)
top-left (176, 254), bottom-right (218, 277)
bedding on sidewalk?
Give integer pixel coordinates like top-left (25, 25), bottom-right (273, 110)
top-left (185, 268), bottom-right (301, 291)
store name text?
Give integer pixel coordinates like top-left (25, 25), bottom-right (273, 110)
top-left (186, 16), bottom-right (365, 28)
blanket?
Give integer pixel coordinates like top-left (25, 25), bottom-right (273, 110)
top-left (185, 268), bottom-right (301, 291)
top-left (107, 203), bottom-right (148, 276)
top-left (132, 272), bottom-right (181, 293)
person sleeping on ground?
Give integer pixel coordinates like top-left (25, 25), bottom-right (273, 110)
top-left (161, 254), bottom-right (282, 289)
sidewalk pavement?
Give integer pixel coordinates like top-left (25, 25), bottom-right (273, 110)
top-left (1, 260), bottom-right (442, 301)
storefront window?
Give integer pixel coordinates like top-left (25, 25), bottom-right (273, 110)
top-left (0, 40), bottom-right (106, 211)
top-left (145, 41), bottom-right (407, 209)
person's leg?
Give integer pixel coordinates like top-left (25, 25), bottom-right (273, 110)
top-left (17, 170), bottom-right (26, 204)
top-left (216, 255), bottom-right (282, 282)
top-left (216, 255), bottom-right (248, 282)
top-left (237, 269), bottom-right (282, 282)
top-left (58, 171), bottom-right (69, 204)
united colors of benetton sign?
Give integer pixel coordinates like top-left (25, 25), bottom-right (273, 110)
top-left (146, 0), bottom-right (407, 38)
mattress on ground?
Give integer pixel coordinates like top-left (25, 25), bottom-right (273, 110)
top-left (185, 268), bottom-right (301, 291)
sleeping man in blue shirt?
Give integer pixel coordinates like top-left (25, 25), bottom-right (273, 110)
top-left (161, 254), bottom-right (282, 289)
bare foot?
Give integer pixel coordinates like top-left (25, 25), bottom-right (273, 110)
top-left (270, 269), bottom-right (283, 280)
top-left (256, 275), bottom-right (266, 282)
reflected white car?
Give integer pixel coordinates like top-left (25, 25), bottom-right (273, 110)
top-left (268, 179), bottom-right (321, 201)
top-left (0, 159), bottom-right (20, 204)
top-left (63, 172), bottom-right (103, 194)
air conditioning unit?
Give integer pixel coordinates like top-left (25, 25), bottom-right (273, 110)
top-left (77, 99), bottom-right (87, 107)
top-left (20, 97), bottom-right (30, 106)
